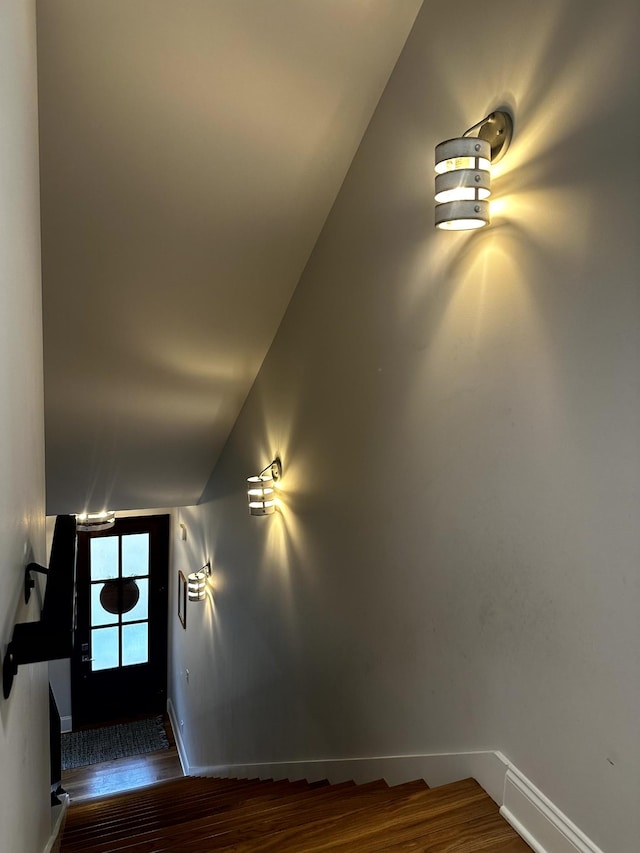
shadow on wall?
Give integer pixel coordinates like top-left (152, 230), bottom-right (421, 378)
top-left (201, 0), bottom-right (629, 659)
top-left (190, 0), bottom-right (638, 619)
top-left (1, 541), bottom-right (40, 727)
top-left (404, 0), bottom-right (632, 305)
top-left (196, 380), bottom-right (311, 619)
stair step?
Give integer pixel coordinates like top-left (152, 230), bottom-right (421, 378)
top-left (60, 774), bottom-right (530, 853)
top-left (61, 778), bottom-right (316, 848)
top-left (64, 780), bottom-right (390, 853)
top-left (64, 776), bottom-right (255, 817)
top-left (110, 782), bottom-right (440, 853)
top-left (168, 779), bottom-right (485, 853)
top-left (249, 780), bottom-right (507, 853)
top-left (63, 776), bottom-right (271, 828)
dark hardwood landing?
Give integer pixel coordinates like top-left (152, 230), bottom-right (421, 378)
top-left (61, 714), bottom-right (183, 803)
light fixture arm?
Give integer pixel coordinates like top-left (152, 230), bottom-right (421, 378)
top-left (462, 109), bottom-right (513, 164)
top-left (259, 458), bottom-right (282, 481)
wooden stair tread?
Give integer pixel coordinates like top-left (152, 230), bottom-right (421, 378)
top-left (60, 773), bottom-right (531, 853)
top-left (299, 800), bottom-right (530, 852)
top-left (65, 780), bottom-right (395, 853)
top-left (62, 778), bottom-right (317, 847)
top-left (63, 777), bottom-right (279, 827)
top-left (61, 779), bottom-right (382, 853)
top-left (64, 778), bottom-right (305, 822)
top-left (141, 781), bottom-right (465, 853)
top-left (194, 779), bottom-right (490, 853)
top-left (271, 790), bottom-right (499, 852)
top-left (65, 776), bottom-right (261, 818)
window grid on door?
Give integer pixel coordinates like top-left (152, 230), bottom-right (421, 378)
top-left (90, 533), bottom-right (150, 671)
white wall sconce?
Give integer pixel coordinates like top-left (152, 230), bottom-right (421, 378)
top-left (247, 458), bottom-right (282, 516)
top-left (188, 563), bottom-right (211, 601)
top-left (435, 109), bottom-right (513, 231)
top-left (76, 510), bottom-right (116, 532)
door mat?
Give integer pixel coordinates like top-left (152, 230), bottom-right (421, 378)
top-left (62, 716), bottom-right (169, 770)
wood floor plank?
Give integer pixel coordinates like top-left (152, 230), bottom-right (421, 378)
top-left (221, 781), bottom-right (491, 853)
top-left (64, 776), bottom-right (264, 825)
top-left (152, 782), bottom-right (440, 853)
top-left (402, 812), bottom-right (533, 852)
top-left (61, 714), bottom-right (183, 803)
top-left (62, 779), bottom-right (315, 849)
top-left (298, 793), bottom-right (500, 853)
top-left (61, 771), bottom-right (532, 853)
top-left (62, 780), bottom-right (375, 853)
top-left (92, 781), bottom-right (396, 853)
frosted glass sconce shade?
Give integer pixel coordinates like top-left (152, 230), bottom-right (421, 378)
top-left (76, 510), bottom-right (116, 532)
top-left (247, 475), bottom-right (277, 515)
top-left (188, 563), bottom-right (210, 601)
top-left (435, 137), bottom-right (491, 178)
top-left (434, 110), bottom-right (513, 231)
top-left (247, 458), bottom-right (282, 516)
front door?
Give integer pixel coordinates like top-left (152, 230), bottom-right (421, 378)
top-left (71, 514), bottom-right (169, 727)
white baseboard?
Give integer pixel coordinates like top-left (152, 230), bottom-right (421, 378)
top-left (59, 715), bottom-right (72, 734)
top-left (500, 765), bottom-right (605, 853)
top-left (42, 792), bottom-right (69, 853)
top-left (186, 747), bottom-right (602, 853)
top-left (166, 697), bottom-right (189, 776)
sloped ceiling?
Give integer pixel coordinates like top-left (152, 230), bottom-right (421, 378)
top-left (37, 0), bottom-right (422, 514)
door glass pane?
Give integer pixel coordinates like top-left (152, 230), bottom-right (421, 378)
top-left (122, 533), bottom-right (149, 577)
top-left (122, 579), bottom-right (148, 623)
top-left (90, 537), bottom-right (119, 581)
top-left (122, 622), bottom-right (148, 666)
top-left (91, 583), bottom-right (117, 627)
top-left (91, 626), bottom-right (119, 671)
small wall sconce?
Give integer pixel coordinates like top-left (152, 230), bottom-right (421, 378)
top-left (76, 510), bottom-right (116, 532)
top-left (247, 458), bottom-right (282, 516)
top-left (435, 109), bottom-right (513, 231)
top-left (188, 563), bottom-right (211, 601)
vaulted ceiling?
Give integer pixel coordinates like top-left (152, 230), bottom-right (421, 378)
top-left (37, 0), bottom-right (422, 514)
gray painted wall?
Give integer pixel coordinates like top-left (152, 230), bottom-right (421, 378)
top-left (169, 1), bottom-right (640, 850)
top-left (0, 3), bottom-right (49, 852)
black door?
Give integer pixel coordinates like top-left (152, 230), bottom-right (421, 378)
top-left (71, 514), bottom-right (169, 727)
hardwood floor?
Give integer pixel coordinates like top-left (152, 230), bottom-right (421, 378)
top-left (60, 775), bottom-right (532, 852)
top-left (61, 714), bottom-right (183, 803)
top-left (59, 719), bottom-right (531, 851)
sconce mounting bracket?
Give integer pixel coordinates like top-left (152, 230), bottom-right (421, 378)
top-left (3, 646), bottom-right (16, 700)
top-left (475, 110), bottom-right (513, 164)
top-left (271, 457), bottom-right (282, 481)
top-left (24, 562), bottom-right (48, 605)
